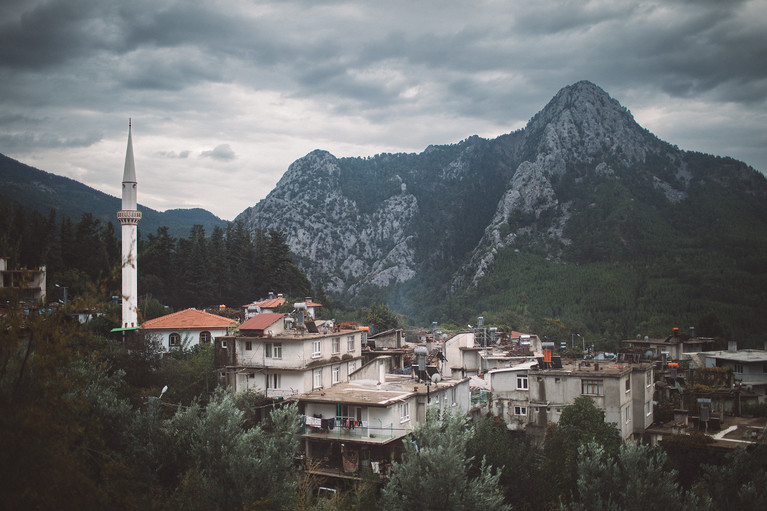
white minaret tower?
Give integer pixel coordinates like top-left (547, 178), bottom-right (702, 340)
top-left (117, 120), bottom-right (142, 328)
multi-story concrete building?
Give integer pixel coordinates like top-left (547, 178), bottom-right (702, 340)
top-left (517, 359), bottom-right (654, 443)
top-left (694, 341), bottom-right (767, 402)
top-left (0, 257), bottom-right (46, 306)
top-left (487, 360), bottom-right (538, 431)
top-left (296, 356), bottom-right (470, 479)
top-left (215, 312), bottom-right (364, 398)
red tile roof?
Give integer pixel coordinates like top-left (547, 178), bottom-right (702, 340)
top-left (239, 312), bottom-right (285, 331)
top-left (142, 308), bottom-right (238, 330)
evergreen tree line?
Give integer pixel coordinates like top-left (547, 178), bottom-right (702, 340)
top-left (138, 221), bottom-right (311, 309)
top-left (0, 203), bottom-right (312, 311)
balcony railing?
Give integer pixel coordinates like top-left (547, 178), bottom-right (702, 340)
top-left (301, 418), bottom-right (398, 441)
top-left (266, 388), bottom-right (298, 398)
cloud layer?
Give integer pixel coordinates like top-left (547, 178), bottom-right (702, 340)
top-left (1, 0), bottom-right (765, 220)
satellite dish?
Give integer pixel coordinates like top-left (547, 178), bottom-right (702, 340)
top-left (431, 373), bottom-right (442, 384)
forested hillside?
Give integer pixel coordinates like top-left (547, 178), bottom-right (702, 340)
top-left (0, 203), bottom-right (311, 315)
top-left (0, 153), bottom-right (227, 238)
top-left (237, 82), bottom-right (767, 347)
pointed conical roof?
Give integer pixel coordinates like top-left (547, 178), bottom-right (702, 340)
top-left (122, 120), bottom-right (136, 183)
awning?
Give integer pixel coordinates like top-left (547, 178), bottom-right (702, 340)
top-left (110, 326), bottom-right (140, 332)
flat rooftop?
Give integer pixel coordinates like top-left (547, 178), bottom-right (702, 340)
top-left (296, 374), bottom-right (467, 406)
top-left (529, 360), bottom-right (652, 377)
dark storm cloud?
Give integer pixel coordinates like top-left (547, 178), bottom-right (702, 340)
top-left (0, 0), bottom-right (764, 219)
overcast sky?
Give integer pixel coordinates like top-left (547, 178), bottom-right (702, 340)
top-left (1, 0), bottom-right (765, 221)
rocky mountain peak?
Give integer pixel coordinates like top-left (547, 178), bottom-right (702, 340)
top-left (524, 80), bottom-right (652, 167)
top-left (236, 81), bottom-right (766, 302)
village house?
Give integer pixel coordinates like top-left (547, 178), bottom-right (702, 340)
top-left (521, 358), bottom-right (655, 443)
top-left (0, 257), bottom-right (46, 307)
top-left (487, 360), bottom-right (539, 431)
top-left (691, 341), bottom-right (767, 402)
top-left (215, 307), bottom-right (364, 397)
top-left (141, 308), bottom-right (238, 351)
top-left (295, 356), bottom-right (470, 480)
top-left (242, 293), bottom-right (322, 319)
top-left (621, 328), bottom-right (718, 361)
top-left (362, 328), bottom-right (409, 371)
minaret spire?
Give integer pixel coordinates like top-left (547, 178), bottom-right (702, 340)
top-left (117, 119), bottom-right (142, 328)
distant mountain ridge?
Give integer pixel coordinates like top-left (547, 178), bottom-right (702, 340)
top-left (236, 81), bottom-right (767, 340)
top-left (0, 153), bottom-right (226, 238)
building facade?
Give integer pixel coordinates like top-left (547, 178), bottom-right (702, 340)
top-left (216, 315), bottom-right (365, 398)
top-left (141, 308), bottom-right (237, 351)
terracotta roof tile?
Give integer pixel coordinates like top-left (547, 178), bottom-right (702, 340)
top-left (142, 308), bottom-right (237, 330)
top-left (239, 312), bottom-right (285, 331)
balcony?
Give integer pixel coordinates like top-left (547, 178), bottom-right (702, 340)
top-left (266, 388), bottom-right (298, 399)
top-left (301, 419), bottom-right (403, 444)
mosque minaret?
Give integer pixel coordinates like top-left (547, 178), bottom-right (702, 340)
top-left (117, 120), bottom-right (142, 328)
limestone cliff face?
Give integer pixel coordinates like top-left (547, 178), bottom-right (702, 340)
top-left (236, 81), bottom-right (766, 296)
top-left (238, 150), bottom-right (419, 293)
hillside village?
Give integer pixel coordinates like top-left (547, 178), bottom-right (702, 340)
top-left (3, 84), bottom-right (767, 508)
top-left (136, 292), bottom-right (767, 482)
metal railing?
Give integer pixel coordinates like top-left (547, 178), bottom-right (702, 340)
top-left (301, 418), bottom-right (396, 440)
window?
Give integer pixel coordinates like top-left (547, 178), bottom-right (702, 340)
top-left (245, 341), bottom-right (252, 351)
top-left (332, 365), bottom-right (340, 384)
top-left (581, 379), bottom-right (604, 396)
top-left (200, 331), bottom-right (211, 343)
top-left (272, 342), bottom-right (282, 359)
top-left (265, 343), bottom-right (272, 358)
top-left (516, 375), bottom-right (528, 390)
top-left (169, 333), bottom-right (181, 347)
top-left (625, 376), bottom-right (631, 392)
top-left (313, 369), bottom-right (322, 390)
top-left (312, 340), bottom-right (321, 358)
top-left (267, 373), bottom-right (280, 389)
top-left (348, 361), bottom-right (356, 375)
top-left (734, 363), bottom-right (744, 373)
top-left (221, 339), bottom-right (227, 348)
top-left (451, 387), bottom-right (457, 405)
top-left (347, 335), bottom-right (355, 352)
top-left (399, 402), bottom-right (410, 423)
top-left (624, 406), bottom-right (631, 424)
top-left (514, 406), bottom-right (527, 415)
top-left (647, 371), bottom-right (652, 387)
top-left (332, 337), bottom-right (340, 354)
top-left (645, 400), bottom-right (652, 417)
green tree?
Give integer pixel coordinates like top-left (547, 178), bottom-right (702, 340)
top-left (542, 396), bottom-right (621, 503)
top-left (380, 407), bottom-right (509, 511)
top-left (168, 391), bottom-right (301, 510)
top-left (700, 445), bottom-right (767, 509)
top-left (362, 302), bottom-right (401, 333)
top-left (466, 417), bottom-right (545, 509)
top-left (564, 442), bottom-right (710, 511)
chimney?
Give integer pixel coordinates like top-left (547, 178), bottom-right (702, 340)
top-left (728, 340), bottom-right (737, 352)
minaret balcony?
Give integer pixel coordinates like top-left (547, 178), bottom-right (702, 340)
top-left (117, 210), bottom-right (142, 224)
